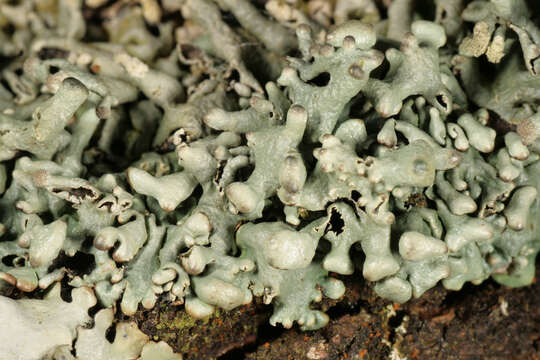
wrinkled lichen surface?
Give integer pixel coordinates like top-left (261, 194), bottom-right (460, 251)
top-left (0, 0), bottom-right (539, 358)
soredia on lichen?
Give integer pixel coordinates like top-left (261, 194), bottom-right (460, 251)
top-left (0, 0), bottom-right (539, 354)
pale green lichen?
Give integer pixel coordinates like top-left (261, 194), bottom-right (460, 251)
top-left (0, 2), bottom-right (538, 356)
top-left (458, 0), bottom-right (540, 73)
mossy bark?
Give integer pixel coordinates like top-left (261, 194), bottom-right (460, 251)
top-left (126, 264), bottom-right (539, 360)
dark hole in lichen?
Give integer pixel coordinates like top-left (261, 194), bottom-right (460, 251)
top-left (351, 190), bottom-right (361, 202)
top-left (221, 10), bottom-right (242, 28)
top-left (59, 277), bottom-right (74, 302)
top-left (49, 66), bottom-right (60, 74)
top-left (235, 162), bottom-right (254, 183)
top-left (37, 47), bottom-right (70, 60)
top-left (0, 78), bottom-right (13, 96)
top-left (1, 254), bottom-right (18, 266)
top-left (369, 53), bottom-right (390, 80)
top-left (158, 129), bottom-right (186, 153)
top-left (404, 193), bottom-right (428, 209)
top-left (440, 9), bottom-right (447, 19)
top-left (52, 187), bottom-right (96, 199)
top-left (326, 207), bottom-right (344, 235)
top-left (87, 303), bottom-right (101, 319)
top-left (192, 184), bottom-right (204, 200)
top-left (214, 159), bottom-right (227, 185)
top-left (307, 72), bottom-right (330, 87)
top-left (105, 323), bottom-right (117, 343)
top-left (39, 210), bottom-right (55, 225)
top-left (98, 200), bottom-right (114, 210)
top-left (228, 69), bottom-right (241, 83)
top-left (179, 44), bottom-right (203, 62)
top-left (415, 1), bottom-right (436, 19)
top-left (252, 196), bottom-right (284, 224)
top-left (286, 47), bottom-right (303, 59)
top-left (156, 139), bottom-right (177, 153)
top-left (316, 236), bottom-right (332, 257)
top-left (145, 22), bottom-right (160, 37)
top-left (107, 246), bottom-right (118, 260)
top-left (176, 131), bottom-right (188, 143)
top-left (436, 94), bottom-right (448, 109)
top-left (487, 110), bottom-right (516, 138)
top-left (3, 23), bottom-right (15, 36)
top-left (49, 250), bottom-right (96, 277)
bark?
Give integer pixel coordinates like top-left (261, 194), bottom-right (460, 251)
top-left (128, 264), bottom-right (539, 360)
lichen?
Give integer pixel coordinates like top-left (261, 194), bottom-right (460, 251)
top-left (0, 1), bottom-right (538, 357)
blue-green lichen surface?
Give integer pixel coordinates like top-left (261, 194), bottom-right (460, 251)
top-left (0, 2), bottom-right (539, 357)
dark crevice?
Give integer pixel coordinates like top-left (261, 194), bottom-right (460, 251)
top-left (234, 163), bottom-right (254, 183)
top-left (326, 296), bottom-right (369, 319)
top-left (0, 78), bottom-right (14, 96)
top-left (218, 347), bottom-right (247, 360)
top-left (415, 1), bottom-right (436, 20)
top-left (325, 197), bottom-right (360, 218)
top-left (191, 184), bottom-right (204, 201)
top-left (387, 310), bottom-right (407, 344)
top-left (325, 207), bottom-right (344, 235)
top-left (1, 254), bottom-right (18, 266)
top-left (436, 94), bottom-right (448, 110)
top-left (440, 9), bottom-right (447, 20)
top-left (369, 52), bottom-right (391, 79)
top-left (487, 109), bottom-right (516, 136)
top-left (145, 22), bottom-right (160, 37)
top-left (252, 196), bottom-right (284, 224)
top-left (220, 10), bottom-right (242, 29)
top-left (388, 310), bottom-right (407, 328)
top-left (105, 322), bottom-right (117, 343)
top-left (87, 303), bottom-right (102, 318)
top-left (307, 72), bottom-right (331, 87)
top-left (39, 211), bottom-right (55, 225)
top-left (48, 250), bottom-right (96, 277)
top-left (37, 47), bottom-right (69, 60)
top-left (59, 276), bottom-right (73, 302)
top-left (228, 69), bottom-right (241, 83)
top-left (51, 186), bottom-right (96, 200)
top-left (404, 192), bottom-right (428, 209)
top-left (214, 160), bottom-right (227, 186)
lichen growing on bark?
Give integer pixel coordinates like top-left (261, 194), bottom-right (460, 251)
top-left (0, 0), bottom-right (539, 358)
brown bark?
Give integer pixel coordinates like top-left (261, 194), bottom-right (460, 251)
top-left (129, 265), bottom-right (539, 360)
